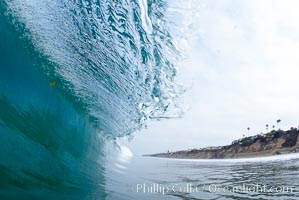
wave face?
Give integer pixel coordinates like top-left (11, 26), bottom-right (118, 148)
top-left (0, 0), bottom-right (179, 199)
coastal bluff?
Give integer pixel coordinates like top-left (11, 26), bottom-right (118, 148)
top-left (147, 129), bottom-right (299, 159)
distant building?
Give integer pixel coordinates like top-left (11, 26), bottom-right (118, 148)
top-left (206, 146), bottom-right (218, 150)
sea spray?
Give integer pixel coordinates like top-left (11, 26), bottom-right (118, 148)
top-left (0, 0), bottom-right (185, 198)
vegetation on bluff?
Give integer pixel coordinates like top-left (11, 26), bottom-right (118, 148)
top-left (149, 119), bottom-right (299, 159)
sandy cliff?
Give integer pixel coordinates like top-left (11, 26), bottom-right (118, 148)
top-left (148, 129), bottom-right (299, 159)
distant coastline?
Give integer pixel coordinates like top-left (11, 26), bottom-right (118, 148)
top-left (146, 128), bottom-right (299, 159)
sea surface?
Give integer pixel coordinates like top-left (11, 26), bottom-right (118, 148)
top-left (106, 151), bottom-right (299, 200)
top-left (1, 0), bottom-right (299, 199)
top-left (0, 0), bottom-right (180, 199)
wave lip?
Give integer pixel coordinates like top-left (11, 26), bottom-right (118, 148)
top-left (0, 0), bottom-right (182, 198)
top-left (3, 0), bottom-right (181, 137)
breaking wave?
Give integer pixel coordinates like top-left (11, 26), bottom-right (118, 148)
top-left (0, 0), bottom-right (185, 199)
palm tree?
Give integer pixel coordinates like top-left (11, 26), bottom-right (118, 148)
top-left (277, 119), bottom-right (281, 130)
top-left (272, 125), bottom-right (275, 130)
top-left (246, 127), bottom-right (250, 137)
top-left (266, 124), bottom-right (269, 132)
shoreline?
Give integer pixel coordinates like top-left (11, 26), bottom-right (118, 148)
top-left (145, 151), bottom-right (299, 161)
top-left (146, 129), bottom-right (299, 159)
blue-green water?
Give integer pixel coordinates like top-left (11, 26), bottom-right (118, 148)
top-left (0, 0), bottom-right (178, 199)
top-left (2, 0), bottom-right (299, 200)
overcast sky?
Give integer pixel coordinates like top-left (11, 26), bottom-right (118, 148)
top-left (120, 0), bottom-right (299, 155)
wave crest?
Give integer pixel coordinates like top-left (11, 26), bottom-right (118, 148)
top-left (4, 0), bottom-right (181, 137)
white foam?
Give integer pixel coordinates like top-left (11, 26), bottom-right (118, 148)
top-left (138, 0), bottom-right (153, 34)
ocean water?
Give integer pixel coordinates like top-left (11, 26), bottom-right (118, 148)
top-left (2, 0), bottom-right (299, 199)
top-left (0, 0), bottom-right (179, 199)
top-left (107, 152), bottom-right (299, 200)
